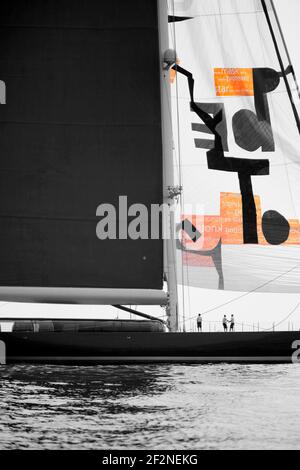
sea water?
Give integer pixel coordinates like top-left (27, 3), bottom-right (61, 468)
top-left (0, 364), bottom-right (299, 450)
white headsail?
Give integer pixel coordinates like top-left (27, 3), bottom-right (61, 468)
top-left (169, 0), bottom-right (300, 293)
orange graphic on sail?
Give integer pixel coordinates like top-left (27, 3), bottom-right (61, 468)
top-left (170, 68), bottom-right (177, 84)
top-left (170, 59), bottom-right (180, 84)
top-left (214, 68), bottom-right (254, 96)
top-left (181, 215), bottom-right (221, 267)
top-left (181, 192), bottom-right (300, 268)
top-left (220, 192), bottom-right (263, 245)
top-left (220, 192), bottom-right (300, 246)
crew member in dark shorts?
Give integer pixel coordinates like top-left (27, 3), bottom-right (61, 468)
top-left (230, 314), bottom-right (235, 332)
top-left (197, 314), bottom-right (202, 332)
top-left (222, 315), bottom-right (228, 332)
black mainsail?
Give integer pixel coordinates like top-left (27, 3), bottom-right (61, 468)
top-left (0, 0), bottom-right (166, 305)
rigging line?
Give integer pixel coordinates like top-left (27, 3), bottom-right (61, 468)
top-left (161, 9), bottom-right (180, 220)
top-left (165, 1), bottom-right (180, 181)
top-left (165, 92), bottom-right (181, 181)
top-left (269, 96), bottom-right (299, 220)
top-left (171, 0), bottom-right (181, 191)
top-left (171, 11), bottom-right (266, 19)
top-left (161, 42), bottom-right (181, 185)
top-left (171, 0), bottom-right (186, 332)
top-left (180, 261), bottom-right (300, 323)
top-left (263, 301), bottom-right (300, 331)
top-left (167, 0), bottom-right (176, 49)
top-left (234, 0), bottom-right (258, 65)
top-left (270, 0), bottom-right (300, 101)
top-left (252, 9), bottom-right (300, 235)
top-left (215, 0), bottom-right (226, 63)
top-left (255, 0), bottom-right (268, 67)
top-left (268, 57), bottom-right (300, 217)
top-left (178, 318), bottom-right (296, 331)
top-left (180, 312), bottom-right (300, 332)
top-left (113, 305), bottom-right (167, 325)
top-left (162, 1), bottom-right (180, 328)
top-left (261, 0), bottom-right (300, 134)
top-left (167, 208), bottom-right (180, 331)
top-left (169, 207), bottom-right (179, 291)
top-left (162, 2), bottom-right (179, 294)
top-left (185, 262), bottom-right (192, 329)
top-left (162, 77), bottom-right (181, 183)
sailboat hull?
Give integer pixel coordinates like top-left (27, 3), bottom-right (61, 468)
top-left (1, 331), bottom-right (300, 364)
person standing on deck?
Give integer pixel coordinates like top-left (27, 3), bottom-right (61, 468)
top-left (230, 315), bottom-right (235, 332)
top-left (197, 314), bottom-right (202, 332)
top-left (222, 315), bottom-right (228, 332)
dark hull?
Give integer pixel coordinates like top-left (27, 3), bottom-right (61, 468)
top-left (1, 331), bottom-right (300, 364)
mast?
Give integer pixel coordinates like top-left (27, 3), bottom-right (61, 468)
top-left (157, 0), bottom-right (179, 332)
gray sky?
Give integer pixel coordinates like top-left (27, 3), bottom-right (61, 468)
top-left (0, 1), bottom-right (300, 331)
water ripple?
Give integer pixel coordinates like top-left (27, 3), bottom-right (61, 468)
top-left (0, 364), bottom-right (300, 449)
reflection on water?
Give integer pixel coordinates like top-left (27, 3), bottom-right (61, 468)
top-left (0, 364), bottom-right (300, 449)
